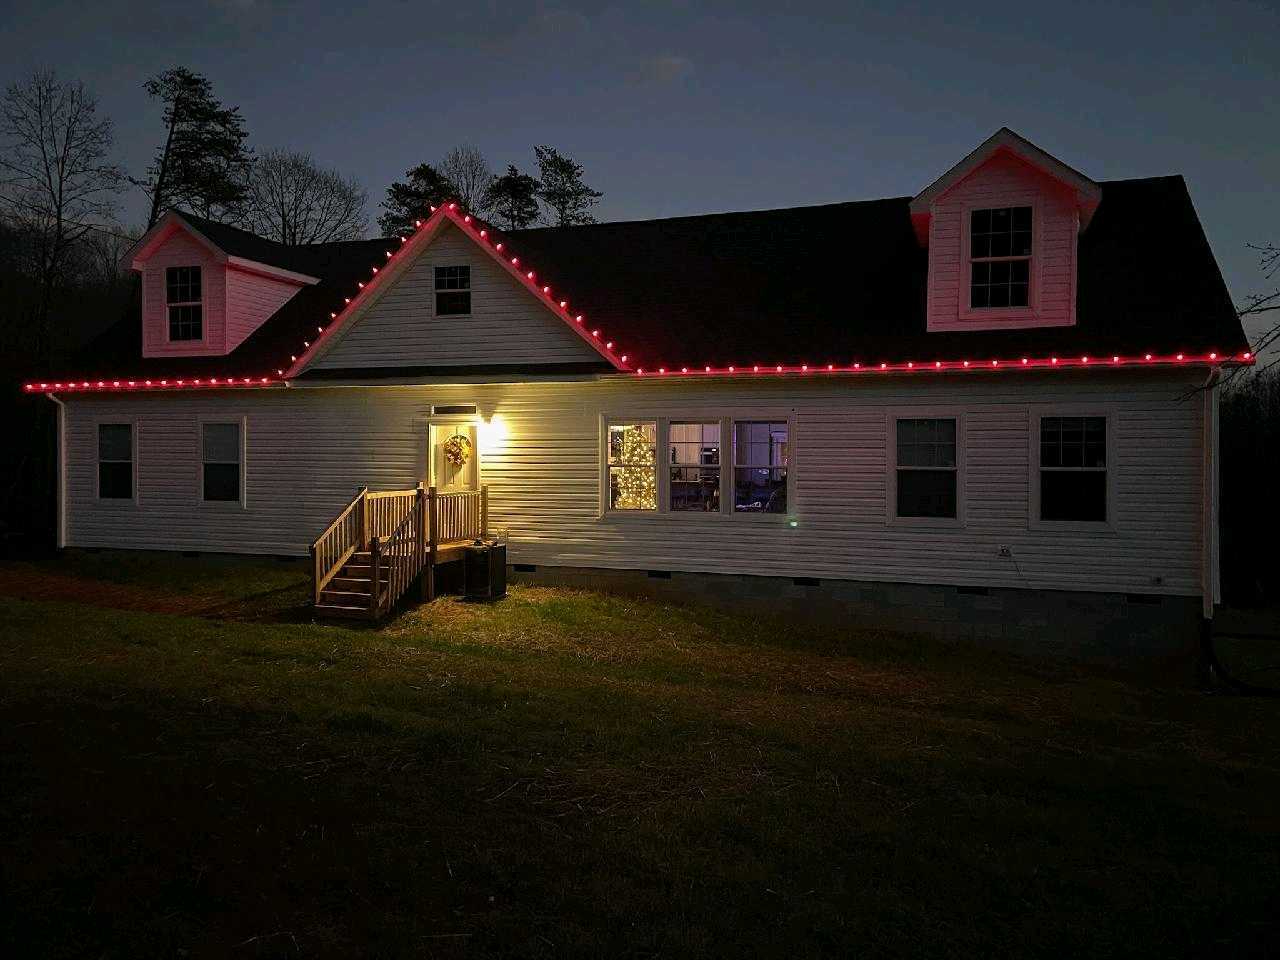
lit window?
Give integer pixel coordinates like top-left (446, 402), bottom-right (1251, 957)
top-left (166, 266), bottom-right (203, 341)
top-left (733, 421), bottom-right (788, 513)
top-left (97, 423), bottom-right (133, 499)
top-left (202, 422), bottom-right (241, 502)
top-left (434, 265), bottom-right (471, 315)
top-left (607, 422), bottom-right (656, 510)
top-left (669, 422), bottom-right (720, 512)
top-left (1040, 416), bottom-right (1106, 521)
top-left (970, 207), bottom-right (1031, 309)
top-left (896, 418), bottom-right (957, 518)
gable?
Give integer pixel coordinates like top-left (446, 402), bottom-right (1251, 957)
top-left (306, 221), bottom-right (609, 374)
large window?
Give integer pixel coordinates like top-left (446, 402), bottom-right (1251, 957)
top-left (733, 421), bottom-right (788, 513)
top-left (607, 422), bottom-right (657, 510)
top-left (895, 418), bottom-right (957, 518)
top-left (202, 422), bottom-right (242, 503)
top-left (1040, 416), bottom-right (1107, 522)
top-left (166, 266), bottom-right (203, 341)
top-left (434, 265), bottom-right (471, 315)
top-left (669, 422), bottom-right (720, 512)
top-left (97, 423), bottom-right (133, 499)
top-left (970, 206), bottom-right (1031, 309)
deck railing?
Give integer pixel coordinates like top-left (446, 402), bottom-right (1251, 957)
top-left (311, 484), bottom-right (488, 613)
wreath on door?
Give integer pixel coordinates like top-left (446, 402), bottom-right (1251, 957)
top-left (443, 433), bottom-right (473, 467)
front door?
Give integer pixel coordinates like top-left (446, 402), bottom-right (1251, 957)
top-left (429, 423), bottom-right (479, 493)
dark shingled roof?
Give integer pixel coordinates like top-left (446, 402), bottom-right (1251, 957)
top-left (497, 175), bottom-right (1245, 370)
top-left (54, 175), bottom-right (1246, 383)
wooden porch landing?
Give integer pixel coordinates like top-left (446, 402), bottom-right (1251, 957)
top-left (310, 485), bottom-right (485, 621)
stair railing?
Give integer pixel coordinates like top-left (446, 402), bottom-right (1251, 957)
top-left (371, 483), bottom-right (428, 617)
top-left (310, 486), bottom-right (368, 604)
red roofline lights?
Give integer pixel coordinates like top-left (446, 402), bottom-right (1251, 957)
top-left (282, 201), bottom-right (628, 380)
top-left (628, 351), bottom-right (1252, 378)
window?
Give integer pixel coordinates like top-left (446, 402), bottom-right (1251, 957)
top-left (97, 423), bottom-right (133, 499)
top-left (733, 421), bottom-right (788, 513)
top-left (669, 422), bottom-right (720, 512)
top-left (1040, 416), bottom-right (1107, 522)
top-left (202, 422), bottom-right (241, 503)
top-left (607, 422), bottom-right (656, 510)
top-left (970, 206), bottom-right (1031, 309)
top-left (896, 418), bottom-right (957, 518)
top-left (434, 265), bottom-right (471, 315)
top-left (166, 266), bottom-right (203, 341)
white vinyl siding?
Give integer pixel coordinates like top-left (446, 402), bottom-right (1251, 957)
top-left (311, 222), bottom-right (601, 370)
top-left (59, 371), bottom-right (1205, 597)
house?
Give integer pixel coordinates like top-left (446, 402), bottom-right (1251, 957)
top-left (26, 129), bottom-right (1252, 656)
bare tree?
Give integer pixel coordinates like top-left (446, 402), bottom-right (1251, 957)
top-left (1240, 241), bottom-right (1279, 368)
top-left (244, 149), bottom-right (367, 245)
top-left (439, 144), bottom-right (493, 214)
top-left (0, 70), bottom-right (124, 364)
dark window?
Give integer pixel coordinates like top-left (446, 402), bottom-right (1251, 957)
top-left (97, 423), bottom-right (133, 499)
top-left (166, 266), bottom-right (203, 340)
top-left (733, 421), bottom-right (788, 513)
top-left (896, 418), bottom-right (957, 518)
top-left (669, 422), bottom-right (721, 512)
top-left (970, 206), bottom-right (1031, 309)
top-left (1039, 416), bottom-right (1107, 521)
top-left (202, 422), bottom-right (241, 503)
top-left (434, 265), bottom-right (471, 315)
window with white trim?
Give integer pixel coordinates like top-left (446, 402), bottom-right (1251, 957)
top-left (970, 206), bottom-right (1031, 309)
top-left (895, 418), bottom-right (957, 518)
top-left (607, 421), bottom-right (657, 511)
top-left (434, 265), bottom-right (471, 315)
top-left (669, 422), bottom-right (720, 512)
top-left (166, 266), bottom-right (203, 340)
top-left (202, 422), bottom-right (242, 502)
top-left (733, 421), bottom-right (788, 514)
top-left (1039, 416), bottom-right (1106, 522)
top-left (97, 423), bottom-right (133, 499)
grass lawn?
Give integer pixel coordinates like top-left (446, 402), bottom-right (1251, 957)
top-left (1, 552), bottom-right (1278, 958)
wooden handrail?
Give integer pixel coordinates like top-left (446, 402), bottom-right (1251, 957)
top-left (312, 485), bottom-right (488, 614)
top-left (311, 486), bottom-right (368, 604)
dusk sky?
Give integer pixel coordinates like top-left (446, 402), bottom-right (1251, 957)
top-left (3, 0), bottom-right (1277, 346)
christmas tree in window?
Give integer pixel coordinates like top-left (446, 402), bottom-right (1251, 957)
top-left (610, 424), bottom-right (656, 510)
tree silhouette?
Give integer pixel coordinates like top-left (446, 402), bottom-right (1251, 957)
top-left (138, 67), bottom-right (252, 226)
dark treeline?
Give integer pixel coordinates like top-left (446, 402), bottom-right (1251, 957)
top-left (1220, 368), bottom-right (1280, 605)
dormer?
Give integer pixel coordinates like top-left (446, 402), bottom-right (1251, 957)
top-left (911, 128), bottom-right (1102, 332)
top-left (126, 211), bottom-right (319, 358)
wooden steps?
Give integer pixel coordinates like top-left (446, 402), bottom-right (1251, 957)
top-left (314, 550), bottom-right (389, 619)
top-left (311, 485), bottom-right (488, 623)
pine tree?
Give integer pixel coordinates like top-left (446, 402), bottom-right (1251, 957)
top-left (377, 162), bottom-right (457, 236)
top-left (138, 67), bottom-right (252, 226)
top-left (482, 164), bottom-right (540, 231)
top-left (534, 145), bottom-right (602, 226)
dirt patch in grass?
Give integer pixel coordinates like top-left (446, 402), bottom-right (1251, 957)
top-left (0, 552), bottom-right (311, 620)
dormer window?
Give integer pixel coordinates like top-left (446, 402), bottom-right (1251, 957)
top-left (970, 206), bottom-right (1031, 309)
top-left (166, 266), bottom-right (203, 341)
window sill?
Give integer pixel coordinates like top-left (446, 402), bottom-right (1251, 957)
top-left (1029, 519), bottom-right (1116, 535)
top-left (957, 307), bottom-right (1037, 322)
top-left (598, 510), bottom-right (792, 522)
top-left (199, 498), bottom-right (248, 511)
top-left (887, 515), bottom-right (965, 531)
